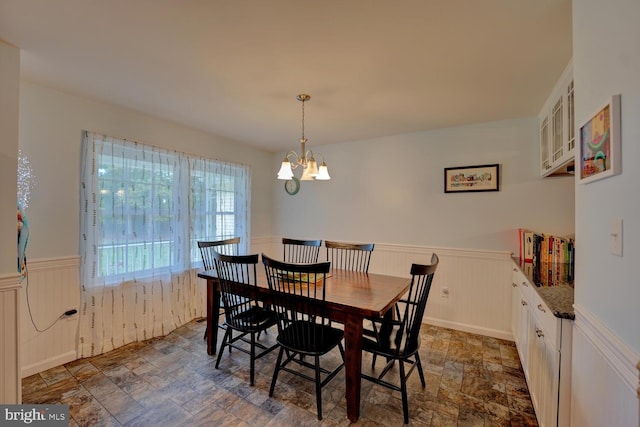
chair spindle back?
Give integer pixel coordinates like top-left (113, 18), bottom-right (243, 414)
top-left (324, 240), bottom-right (374, 272)
top-left (282, 238), bottom-right (322, 263)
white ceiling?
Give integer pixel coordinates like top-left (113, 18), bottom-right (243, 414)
top-left (0, 0), bottom-right (572, 152)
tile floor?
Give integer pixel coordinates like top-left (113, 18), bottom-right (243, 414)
top-left (22, 320), bottom-right (538, 426)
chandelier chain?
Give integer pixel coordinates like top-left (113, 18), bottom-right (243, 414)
top-left (301, 97), bottom-right (305, 142)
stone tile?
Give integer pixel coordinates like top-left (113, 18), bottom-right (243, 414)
top-left (21, 374), bottom-right (48, 395)
top-left (71, 397), bottom-right (120, 427)
top-left (24, 376), bottom-right (81, 404)
top-left (66, 359), bottom-right (101, 382)
top-left (430, 409), bottom-right (458, 427)
top-left (124, 400), bottom-right (192, 427)
top-left (22, 321), bottom-right (538, 426)
top-left (99, 389), bottom-right (146, 425)
top-left (181, 405), bottom-right (246, 427)
top-left (457, 406), bottom-right (486, 427)
top-left (460, 374), bottom-right (508, 406)
top-left (39, 365), bottom-right (73, 386)
top-left (82, 373), bottom-right (123, 400)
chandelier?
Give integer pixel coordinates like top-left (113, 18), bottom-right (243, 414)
top-left (277, 94), bottom-right (330, 181)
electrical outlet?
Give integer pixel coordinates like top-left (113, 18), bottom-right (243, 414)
top-left (440, 287), bottom-right (449, 298)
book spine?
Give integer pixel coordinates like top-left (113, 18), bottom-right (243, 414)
top-left (533, 233), bottom-right (542, 264)
top-left (524, 231), bottom-right (534, 262)
top-left (519, 228), bottom-right (524, 261)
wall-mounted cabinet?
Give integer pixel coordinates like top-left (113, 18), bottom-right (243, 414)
top-left (539, 59), bottom-right (575, 177)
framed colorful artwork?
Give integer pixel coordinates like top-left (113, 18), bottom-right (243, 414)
top-left (444, 164), bottom-right (500, 193)
top-left (579, 94), bottom-right (621, 184)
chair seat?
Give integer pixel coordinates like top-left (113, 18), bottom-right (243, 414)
top-left (362, 330), bottom-right (421, 360)
top-left (278, 321), bottom-right (344, 355)
top-left (228, 305), bottom-right (277, 331)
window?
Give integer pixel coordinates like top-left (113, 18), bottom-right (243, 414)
top-left (80, 131), bottom-right (250, 285)
top-left (188, 156), bottom-right (250, 267)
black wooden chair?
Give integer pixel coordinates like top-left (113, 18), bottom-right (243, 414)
top-left (361, 253), bottom-right (438, 424)
top-left (324, 240), bottom-right (375, 327)
top-left (262, 254), bottom-right (345, 420)
top-left (282, 238), bottom-right (322, 263)
top-left (198, 238), bottom-right (241, 339)
top-left (324, 240), bottom-right (374, 272)
top-left (198, 237), bottom-right (241, 267)
top-left (213, 253), bottom-right (278, 386)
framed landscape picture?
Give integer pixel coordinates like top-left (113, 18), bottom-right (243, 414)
top-left (579, 94), bottom-right (621, 184)
top-left (444, 164), bottom-right (500, 193)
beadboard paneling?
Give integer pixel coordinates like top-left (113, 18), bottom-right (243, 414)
top-left (21, 242), bottom-right (514, 376)
top-left (255, 238), bottom-right (513, 340)
top-left (20, 257), bottom-right (80, 377)
top-left (371, 243), bottom-right (513, 340)
top-left (571, 304), bottom-right (640, 427)
top-left (1, 273), bottom-right (21, 403)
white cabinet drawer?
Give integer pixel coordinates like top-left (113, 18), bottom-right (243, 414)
top-left (529, 290), bottom-right (561, 349)
top-left (512, 265), bottom-right (534, 303)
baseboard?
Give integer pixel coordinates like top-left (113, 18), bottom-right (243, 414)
top-left (424, 317), bottom-right (513, 341)
top-left (21, 350), bottom-right (78, 378)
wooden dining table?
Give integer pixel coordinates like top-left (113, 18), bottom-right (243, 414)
top-left (198, 265), bottom-right (411, 423)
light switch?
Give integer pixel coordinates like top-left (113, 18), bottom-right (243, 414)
top-left (611, 217), bottom-right (623, 256)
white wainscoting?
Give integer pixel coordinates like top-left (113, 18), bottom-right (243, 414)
top-left (1, 273), bottom-right (22, 403)
top-left (370, 243), bottom-right (513, 340)
top-left (571, 304), bottom-right (640, 427)
top-left (250, 236), bottom-right (279, 260)
top-left (20, 256), bottom-right (80, 378)
top-left (252, 237), bottom-right (514, 340)
top-left (21, 240), bottom-right (514, 377)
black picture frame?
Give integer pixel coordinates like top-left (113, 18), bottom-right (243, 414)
top-left (444, 164), bottom-right (500, 193)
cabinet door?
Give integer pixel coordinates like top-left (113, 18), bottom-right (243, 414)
top-left (527, 312), bottom-right (560, 427)
top-left (551, 95), bottom-right (564, 164)
top-left (511, 283), bottom-right (524, 345)
top-left (539, 59), bottom-right (574, 176)
top-left (565, 79), bottom-right (575, 156)
top-left (511, 282), bottom-right (519, 335)
top-left (540, 114), bottom-right (551, 174)
top-left (516, 291), bottom-right (530, 376)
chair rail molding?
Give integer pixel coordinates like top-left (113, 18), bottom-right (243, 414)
top-left (0, 272), bottom-right (22, 290)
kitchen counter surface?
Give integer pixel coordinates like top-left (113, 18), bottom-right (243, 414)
top-left (514, 258), bottom-right (575, 320)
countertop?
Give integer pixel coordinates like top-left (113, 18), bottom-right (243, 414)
top-left (513, 258), bottom-right (575, 320)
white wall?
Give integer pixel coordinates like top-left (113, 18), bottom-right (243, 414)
top-left (1, 41), bottom-right (19, 275)
top-left (273, 117), bottom-right (575, 254)
top-left (19, 81), bottom-right (276, 260)
top-left (0, 39), bottom-right (22, 405)
top-left (573, 0), bottom-right (640, 357)
top-left (572, 0), bottom-right (640, 425)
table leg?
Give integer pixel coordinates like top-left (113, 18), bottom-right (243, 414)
top-left (343, 313), bottom-right (363, 423)
top-left (206, 279), bottom-right (220, 355)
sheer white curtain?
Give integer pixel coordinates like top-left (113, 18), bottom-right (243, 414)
top-left (79, 131), bottom-right (250, 357)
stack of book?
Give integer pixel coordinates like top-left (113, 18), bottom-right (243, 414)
top-left (518, 228), bottom-right (575, 266)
